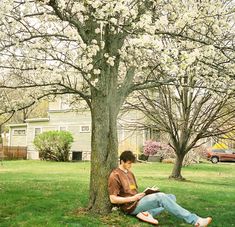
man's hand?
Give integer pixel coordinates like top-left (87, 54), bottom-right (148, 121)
top-left (133, 193), bottom-right (145, 201)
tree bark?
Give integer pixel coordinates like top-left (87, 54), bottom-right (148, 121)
top-left (88, 90), bottom-right (121, 214)
top-left (85, 29), bottom-right (130, 213)
top-left (169, 153), bottom-right (185, 180)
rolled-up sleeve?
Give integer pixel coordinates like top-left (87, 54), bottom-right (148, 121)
top-left (108, 172), bottom-right (121, 196)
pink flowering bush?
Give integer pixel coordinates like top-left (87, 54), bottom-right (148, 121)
top-left (143, 140), bottom-right (163, 156)
top-left (143, 140), bottom-right (212, 165)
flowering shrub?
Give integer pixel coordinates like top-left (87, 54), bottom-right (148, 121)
top-left (143, 140), bottom-right (163, 156)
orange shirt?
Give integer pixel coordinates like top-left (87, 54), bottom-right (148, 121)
top-left (108, 168), bottom-right (138, 214)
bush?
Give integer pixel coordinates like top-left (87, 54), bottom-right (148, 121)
top-left (33, 131), bottom-right (74, 162)
top-left (138, 153), bottom-right (148, 161)
top-left (143, 140), bottom-right (209, 166)
top-left (143, 140), bottom-right (173, 157)
top-left (143, 140), bottom-right (162, 156)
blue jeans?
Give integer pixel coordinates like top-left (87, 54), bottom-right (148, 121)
top-left (131, 192), bottom-right (199, 225)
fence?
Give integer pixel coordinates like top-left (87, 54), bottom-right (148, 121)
top-left (0, 145), bottom-right (27, 160)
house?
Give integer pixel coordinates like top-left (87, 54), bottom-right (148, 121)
top-left (7, 96), bottom-right (151, 160)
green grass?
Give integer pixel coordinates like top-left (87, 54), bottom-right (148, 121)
top-left (0, 161), bottom-right (235, 227)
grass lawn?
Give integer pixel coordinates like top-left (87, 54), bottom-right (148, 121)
top-left (0, 160), bottom-right (235, 227)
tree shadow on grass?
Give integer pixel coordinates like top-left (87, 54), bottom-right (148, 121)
top-left (182, 179), bottom-right (234, 188)
top-left (72, 208), bottom-right (191, 227)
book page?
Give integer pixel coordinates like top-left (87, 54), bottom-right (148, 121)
top-left (143, 185), bottom-right (160, 195)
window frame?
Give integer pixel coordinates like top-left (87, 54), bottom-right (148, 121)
top-left (58, 126), bottom-right (67, 131)
top-left (34, 127), bottom-right (42, 138)
top-left (80, 125), bottom-right (90, 133)
top-left (13, 129), bottom-right (26, 136)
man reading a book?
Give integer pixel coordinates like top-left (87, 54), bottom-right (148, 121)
top-left (108, 150), bottom-right (212, 226)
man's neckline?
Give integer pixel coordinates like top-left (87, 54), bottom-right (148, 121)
top-left (118, 167), bottom-right (128, 173)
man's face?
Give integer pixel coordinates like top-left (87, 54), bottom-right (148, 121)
top-left (122, 161), bottom-right (133, 170)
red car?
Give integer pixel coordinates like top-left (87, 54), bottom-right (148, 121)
top-left (207, 149), bottom-right (235, 163)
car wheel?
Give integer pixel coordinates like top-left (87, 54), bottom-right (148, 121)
top-left (211, 156), bottom-right (219, 164)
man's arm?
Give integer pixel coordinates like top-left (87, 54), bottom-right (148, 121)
top-left (110, 193), bottom-right (145, 204)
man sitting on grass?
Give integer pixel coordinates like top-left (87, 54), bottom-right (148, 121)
top-left (108, 150), bottom-right (212, 226)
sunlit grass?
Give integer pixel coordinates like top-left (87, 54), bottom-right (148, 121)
top-left (0, 160), bottom-right (234, 227)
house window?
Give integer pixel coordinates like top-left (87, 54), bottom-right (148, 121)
top-left (145, 128), bottom-right (160, 141)
top-left (34, 128), bottom-right (42, 137)
top-left (60, 95), bottom-right (70, 110)
top-left (80, 125), bottom-right (90, 133)
top-left (59, 126), bottom-right (67, 131)
top-left (13, 129), bottom-right (26, 136)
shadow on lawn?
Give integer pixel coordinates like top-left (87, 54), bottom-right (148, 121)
top-left (71, 208), bottom-right (188, 227)
top-left (183, 179), bottom-right (233, 188)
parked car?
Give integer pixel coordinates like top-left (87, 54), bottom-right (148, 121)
top-left (207, 149), bottom-right (235, 163)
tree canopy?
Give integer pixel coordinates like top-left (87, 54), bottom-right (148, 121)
top-left (0, 0), bottom-right (234, 213)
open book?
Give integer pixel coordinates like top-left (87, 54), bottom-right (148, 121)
top-left (143, 185), bottom-right (160, 195)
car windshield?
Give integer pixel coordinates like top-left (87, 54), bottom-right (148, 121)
top-left (212, 149), bottom-right (225, 153)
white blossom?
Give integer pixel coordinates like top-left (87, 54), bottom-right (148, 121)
top-left (93, 69), bottom-right (101, 75)
top-left (95, 28), bottom-right (101, 34)
top-left (107, 56), bottom-right (116, 67)
top-left (110, 18), bottom-right (117, 24)
top-left (0, 0), bottom-right (233, 103)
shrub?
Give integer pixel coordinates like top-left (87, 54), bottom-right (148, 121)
top-left (33, 131), bottom-right (74, 162)
top-left (143, 140), bottom-right (162, 156)
top-left (138, 153), bottom-right (148, 161)
top-left (143, 140), bottom-right (173, 157)
top-left (143, 140), bottom-right (209, 166)
top-left (162, 158), bottom-right (175, 164)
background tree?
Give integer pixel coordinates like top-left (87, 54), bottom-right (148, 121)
top-left (2, 91), bottom-right (48, 122)
top-left (0, 0), bottom-right (234, 212)
top-left (129, 72), bottom-right (235, 180)
top-left (0, 85), bottom-right (49, 140)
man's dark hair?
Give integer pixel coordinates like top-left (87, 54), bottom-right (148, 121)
top-left (120, 150), bottom-right (136, 164)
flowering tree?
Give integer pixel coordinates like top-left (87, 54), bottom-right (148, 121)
top-left (143, 140), bottom-right (162, 156)
top-left (0, 0), bottom-right (234, 212)
top-left (0, 87), bottom-right (48, 127)
top-left (143, 140), bottom-right (170, 156)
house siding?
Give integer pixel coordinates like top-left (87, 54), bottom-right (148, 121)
top-left (8, 97), bottom-right (146, 160)
top-left (9, 126), bottom-right (27, 147)
top-left (24, 110), bottom-right (92, 160)
top-left (26, 121), bottom-right (50, 159)
top-left (67, 125), bottom-right (91, 151)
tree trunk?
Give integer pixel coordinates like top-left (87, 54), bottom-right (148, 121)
top-left (169, 153), bottom-right (185, 180)
top-left (86, 37), bottom-right (130, 213)
top-left (88, 92), bottom-right (121, 214)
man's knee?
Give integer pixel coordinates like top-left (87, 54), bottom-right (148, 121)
top-left (153, 192), bottom-right (175, 203)
top-left (167, 194), bottom-right (176, 202)
top-left (156, 192), bottom-right (167, 198)
top-left (147, 192), bottom-right (174, 204)
top-left (156, 193), bottom-right (176, 201)
top-left (151, 192), bottom-right (167, 202)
